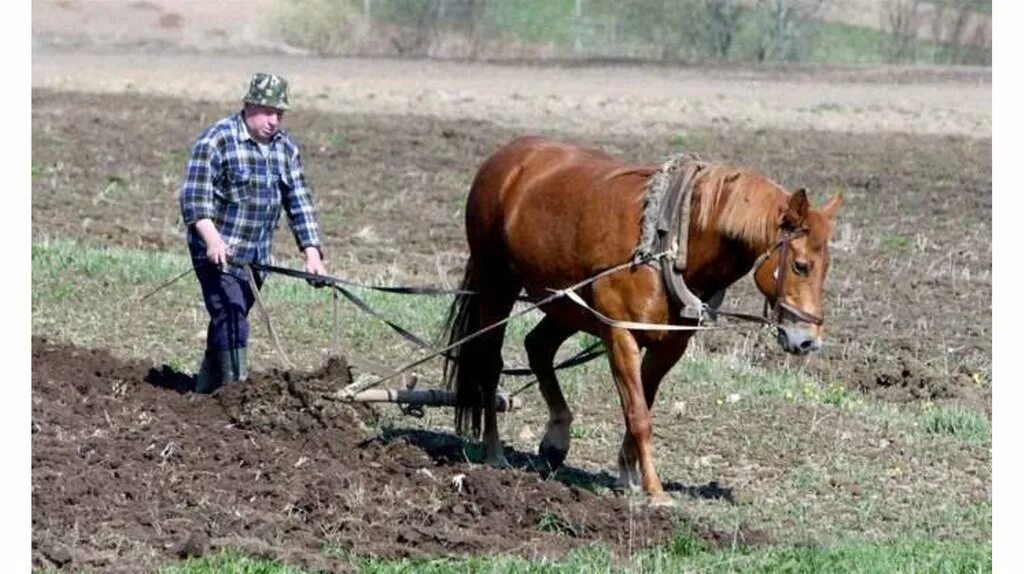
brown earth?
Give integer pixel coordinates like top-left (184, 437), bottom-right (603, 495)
top-left (31, 336), bottom-right (771, 572)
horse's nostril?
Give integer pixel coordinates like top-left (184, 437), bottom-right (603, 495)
top-left (800, 339), bottom-right (813, 350)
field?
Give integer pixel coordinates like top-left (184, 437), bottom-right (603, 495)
top-left (31, 2), bottom-right (991, 573)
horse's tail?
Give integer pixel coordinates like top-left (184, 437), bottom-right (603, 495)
top-left (439, 257), bottom-right (489, 439)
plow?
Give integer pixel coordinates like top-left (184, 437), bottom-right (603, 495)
top-left (341, 387), bottom-right (521, 413)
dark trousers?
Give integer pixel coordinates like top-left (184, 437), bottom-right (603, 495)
top-left (194, 263), bottom-right (264, 351)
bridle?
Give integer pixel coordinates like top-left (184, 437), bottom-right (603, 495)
top-left (752, 227), bottom-right (824, 326)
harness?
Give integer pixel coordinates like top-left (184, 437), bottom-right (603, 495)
top-left (635, 154), bottom-right (821, 327)
top-left (635, 154), bottom-right (713, 320)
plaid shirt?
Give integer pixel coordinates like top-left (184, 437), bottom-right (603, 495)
top-left (179, 111), bottom-right (322, 277)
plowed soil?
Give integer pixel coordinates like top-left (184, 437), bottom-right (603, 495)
top-left (33, 336), bottom-right (769, 572)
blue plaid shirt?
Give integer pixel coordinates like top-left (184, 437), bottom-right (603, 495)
top-left (179, 111), bottom-right (322, 277)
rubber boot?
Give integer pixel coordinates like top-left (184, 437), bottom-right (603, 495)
top-left (194, 350), bottom-right (224, 394)
top-left (219, 347), bottom-right (248, 385)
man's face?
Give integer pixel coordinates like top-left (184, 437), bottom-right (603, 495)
top-left (243, 104), bottom-right (285, 143)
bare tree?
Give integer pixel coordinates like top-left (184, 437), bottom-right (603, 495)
top-left (927, 0), bottom-right (946, 63)
top-left (945, 1), bottom-right (975, 64)
top-left (703, 0), bottom-right (742, 60)
top-left (752, 0), bottom-right (828, 63)
top-left (883, 0), bottom-right (923, 63)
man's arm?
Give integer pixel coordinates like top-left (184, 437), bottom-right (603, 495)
top-left (180, 139), bottom-right (228, 267)
top-left (282, 148), bottom-right (326, 275)
top-left (194, 219), bottom-right (229, 268)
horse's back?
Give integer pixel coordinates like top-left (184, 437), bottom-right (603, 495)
top-left (476, 136), bottom-right (649, 185)
top-left (467, 136), bottom-right (655, 286)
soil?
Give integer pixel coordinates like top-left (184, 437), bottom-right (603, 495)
top-left (31, 336), bottom-right (766, 572)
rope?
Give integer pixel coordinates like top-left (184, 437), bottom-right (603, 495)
top-left (136, 248), bottom-right (782, 403)
top-left (321, 276), bottom-right (605, 376)
top-left (504, 339), bottom-right (607, 399)
top-left (134, 261), bottom-right (609, 378)
top-left (247, 260), bottom-right (481, 297)
top-left (337, 252), bottom-right (671, 398)
top-left (246, 265), bottom-right (296, 370)
top-left (332, 289), bottom-right (339, 351)
top-left (135, 267), bottom-right (192, 303)
top-left (559, 289), bottom-right (721, 332)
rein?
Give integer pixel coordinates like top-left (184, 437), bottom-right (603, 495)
top-left (246, 260), bottom-right (605, 377)
top-left (138, 233), bottom-right (818, 400)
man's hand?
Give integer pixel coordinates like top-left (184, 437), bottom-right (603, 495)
top-left (194, 219), bottom-right (229, 269)
top-left (302, 246), bottom-right (328, 287)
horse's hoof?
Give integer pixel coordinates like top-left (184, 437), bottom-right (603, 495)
top-left (538, 439), bottom-right (568, 471)
top-left (648, 492), bottom-right (676, 507)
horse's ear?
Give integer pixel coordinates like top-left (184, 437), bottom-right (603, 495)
top-left (780, 188), bottom-right (809, 229)
top-left (820, 193), bottom-right (844, 219)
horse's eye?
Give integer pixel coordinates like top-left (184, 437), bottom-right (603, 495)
top-left (793, 259), bottom-right (810, 276)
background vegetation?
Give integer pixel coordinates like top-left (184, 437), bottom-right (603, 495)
top-left (267, 0), bottom-right (991, 65)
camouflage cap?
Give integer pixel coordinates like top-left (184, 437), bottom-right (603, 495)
top-left (242, 72), bottom-right (290, 110)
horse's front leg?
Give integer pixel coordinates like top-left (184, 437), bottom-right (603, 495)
top-left (604, 327), bottom-right (673, 506)
top-left (616, 334), bottom-right (693, 493)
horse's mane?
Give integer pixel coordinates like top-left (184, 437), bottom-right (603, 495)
top-left (695, 164), bottom-right (786, 247)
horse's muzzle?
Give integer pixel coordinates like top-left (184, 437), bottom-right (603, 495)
top-left (777, 325), bottom-right (822, 355)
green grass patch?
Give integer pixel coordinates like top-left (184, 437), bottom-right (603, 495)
top-left (881, 234), bottom-right (912, 251)
top-left (162, 538), bottom-right (990, 573)
top-left (486, 0), bottom-right (578, 45)
top-left (674, 355), bottom-right (865, 413)
top-left (327, 131), bottom-right (346, 148)
top-left (536, 511), bottom-right (579, 537)
top-left (803, 21), bottom-right (894, 65)
top-left (161, 550), bottom-right (308, 574)
top-left (921, 403), bottom-right (990, 443)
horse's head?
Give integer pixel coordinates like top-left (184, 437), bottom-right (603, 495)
top-left (753, 189), bottom-right (844, 355)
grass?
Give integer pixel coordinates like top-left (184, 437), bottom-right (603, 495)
top-left (162, 551), bottom-right (308, 574)
top-left (162, 537), bottom-right (991, 573)
top-left (881, 234), bottom-right (913, 252)
top-left (922, 403), bottom-right (990, 443)
top-left (536, 512), bottom-right (579, 537)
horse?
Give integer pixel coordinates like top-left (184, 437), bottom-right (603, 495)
top-left (441, 135), bottom-right (843, 506)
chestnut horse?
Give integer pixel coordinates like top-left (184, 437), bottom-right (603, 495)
top-left (441, 136), bottom-right (843, 506)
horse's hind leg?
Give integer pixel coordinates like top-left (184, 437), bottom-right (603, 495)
top-left (525, 315), bottom-right (578, 471)
top-left (616, 335), bottom-right (692, 492)
top-left (478, 289), bottom-right (519, 467)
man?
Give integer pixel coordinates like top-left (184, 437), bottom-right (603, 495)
top-left (179, 72), bottom-right (327, 393)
